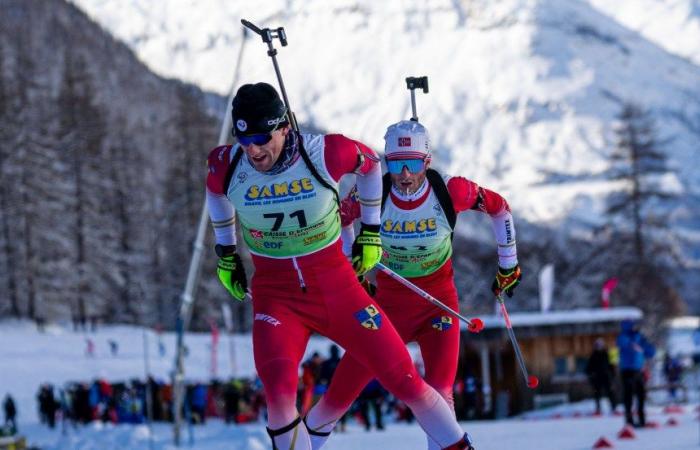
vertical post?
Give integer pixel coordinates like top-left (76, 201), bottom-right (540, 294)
top-left (143, 327), bottom-right (154, 450)
top-left (221, 303), bottom-right (236, 377)
top-left (172, 27), bottom-right (249, 446)
top-left (172, 204), bottom-right (208, 446)
top-left (479, 342), bottom-right (492, 414)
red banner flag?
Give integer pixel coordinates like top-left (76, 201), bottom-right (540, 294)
top-left (601, 277), bottom-right (619, 308)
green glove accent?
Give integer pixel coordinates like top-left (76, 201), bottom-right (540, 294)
top-left (491, 264), bottom-right (522, 298)
top-left (351, 223), bottom-right (382, 276)
top-left (217, 253), bottom-right (248, 301)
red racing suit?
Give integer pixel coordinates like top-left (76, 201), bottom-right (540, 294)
top-left (206, 134), bottom-right (467, 448)
top-left (328, 174), bottom-right (516, 417)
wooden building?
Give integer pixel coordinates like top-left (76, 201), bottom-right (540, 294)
top-left (456, 306), bottom-right (643, 418)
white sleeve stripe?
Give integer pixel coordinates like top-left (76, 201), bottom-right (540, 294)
top-left (212, 217), bottom-right (236, 228)
top-left (359, 198), bottom-right (382, 206)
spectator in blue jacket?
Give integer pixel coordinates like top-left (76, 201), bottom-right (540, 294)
top-left (617, 319), bottom-right (655, 427)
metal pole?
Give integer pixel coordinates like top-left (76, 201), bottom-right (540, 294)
top-left (172, 27), bottom-right (249, 446)
top-left (240, 20), bottom-right (299, 132)
top-left (410, 89), bottom-right (417, 121)
top-left (172, 204), bottom-right (208, 446)
top-left (405, 76), bottom-right (428, 122)
top-left (142, 327), bottom-right (154, 450)
top-left (375, 263), bottom-right (483, 332)
top-left (267, 42), bottom-right (298, 132)
top-left (496, 293), bottom-right (539, 389)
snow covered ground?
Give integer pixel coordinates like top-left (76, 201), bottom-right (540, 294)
top-left (2, 321), bottom-right (699, 449)
top-left (0, 321), bottom-right (339, 425)
top-left (14, 404), bottom-right (700, 449)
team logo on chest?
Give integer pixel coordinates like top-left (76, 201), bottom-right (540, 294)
top-left (382, 218), bottom-right (437, 234)
top-left (432, 316), bottom-right (453, 331)
top-left (354, 304), bottom-right (382, 330)
top-left (244, 178), bottom-right (315, 201)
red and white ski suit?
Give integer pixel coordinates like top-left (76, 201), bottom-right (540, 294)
top-left (206, 134), bottom-right (467, 449)
top-left (309, 174), bottom-right (516, 449)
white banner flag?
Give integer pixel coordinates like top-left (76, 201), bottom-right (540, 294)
top-left (539, 264), bottom-right (555, 312)
top-left (221, 303), bottom-right (233, 332)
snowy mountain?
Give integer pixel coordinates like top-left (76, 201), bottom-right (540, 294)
top-left (587, 0), bottom-right (700, 65)
top-left (66, 0), bottom-right (700, 311)
top-left (68, 0), bottom-right (699, 224)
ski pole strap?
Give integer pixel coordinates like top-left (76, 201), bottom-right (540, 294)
top-left (222, 147), bottom-right (245, 195)
top-left (425, 169), bottom-right (457, 231)
top-left (296, 137), bottom-right (340, 206)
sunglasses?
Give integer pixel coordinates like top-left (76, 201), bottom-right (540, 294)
top-left (237, 132), bottom-right (273, 146)
top-left (236, 109), bottom-right (288, 147)
top-left (386, 158), bottom-right (426, 174)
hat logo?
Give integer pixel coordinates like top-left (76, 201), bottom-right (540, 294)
top-left (236, 119), bottom-right (248, 132)
top-left (398, 137), bottom-right (411, 147)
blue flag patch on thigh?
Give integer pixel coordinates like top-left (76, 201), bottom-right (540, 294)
top-left (354, 304), bottom-right (382, 330)
top-left (432, 316), bottom-right (453, 331)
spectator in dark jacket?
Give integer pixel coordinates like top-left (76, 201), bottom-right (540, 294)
top-left (357, 379), bottom-right (386, 431)
top-left (586, 338), bottom-right (618, 415)
top-left (317, 345), bottom-right (346, 431)
top-left (223, 380), bottom-right (241, 424)
top-left (3, 394), bottom-right (17, 433)
top-left (662, 352), bottom-right (683, 401)
top-left (37, 384), bottom-right (58, 428)
top-left (317, 345), bottom-right (341, 395)
top-left (617, 319), bottom-right (655, 427)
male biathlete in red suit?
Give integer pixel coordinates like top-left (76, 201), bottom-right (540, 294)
top-left (206, 84), bottom-right (475, 450)
top-left (306, 120), bottom-right (521, 450)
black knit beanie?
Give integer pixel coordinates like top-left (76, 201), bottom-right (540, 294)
top-left (231, 82), bottom-right (288, 136)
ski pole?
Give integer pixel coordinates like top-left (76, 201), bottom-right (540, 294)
top-left (375, 263), bottom-right (484, 333)
top-left (405, 76), bottom-right (429, 122)
top-left (240, 19), bottom-right (299, 132)
top-left (495, 292), bottom-right (539, 389)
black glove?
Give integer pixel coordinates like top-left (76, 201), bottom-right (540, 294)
top-left (491, 264), bottom-right (522, 298)
top-left (215, 245), bottom-right (248, 301)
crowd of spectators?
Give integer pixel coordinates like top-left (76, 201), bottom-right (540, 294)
top-left (29, 344), bottom-right (477, 432)
top-left (32, 377), bottom-right (265, 430)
